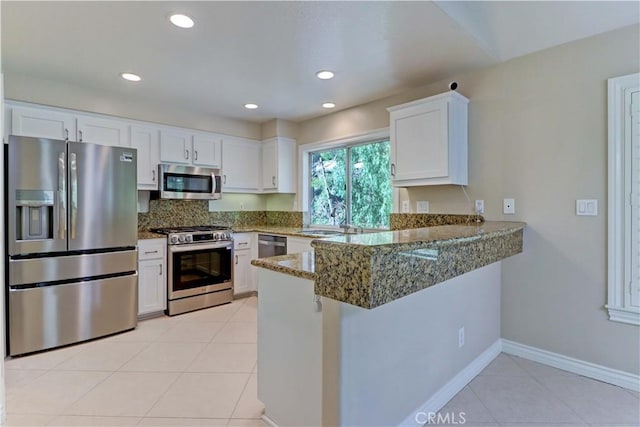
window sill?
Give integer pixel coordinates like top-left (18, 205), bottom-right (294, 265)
top-left (606, 305), bottom-right (640, 326)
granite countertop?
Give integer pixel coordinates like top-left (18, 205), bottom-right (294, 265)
top-left (251, 252), bottom-right (316, 281)
top-left (252, 221), bottom-right (526, 309)
top-left (233, 226), bottom-right (349, 238)
top-left (311, 221), bottom-right (525, 253)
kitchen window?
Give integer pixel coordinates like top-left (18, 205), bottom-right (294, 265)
top-left (308, 138), bottom-right (392, 229)
top-left (607, 72), bottom-right (640, 326)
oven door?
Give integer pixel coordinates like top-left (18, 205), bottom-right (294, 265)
top-left (168, 241), bottom-right (233, 300)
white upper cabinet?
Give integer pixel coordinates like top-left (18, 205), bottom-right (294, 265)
top-left (160, 129), bottom-right (191, 164)
top-left (11, 105), bottom-right (77, 141)
top-left (388, 91), bottom-right (468, 186)
top-left (222, 137), bottom-right (261, 192)
top-left (160, 129), bottom-right (221, 168)
top-left (261, 137), bottom-right (296, 193)
top-left (76, 115), bottom-right (129, 147)
top-left (130, 125), bottom-right (161, 190)
top-left (192, 132), bottom-right (222, 167)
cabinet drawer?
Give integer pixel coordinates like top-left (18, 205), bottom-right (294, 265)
top-left (138, 239), bottom-right (166, 260)
top-left (233, 234), bottom-right (253, 250)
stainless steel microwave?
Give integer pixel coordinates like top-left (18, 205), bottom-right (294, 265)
top-left (159, 164), bottom-right (222, 200)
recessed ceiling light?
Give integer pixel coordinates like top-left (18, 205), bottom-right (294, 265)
top-left (170, 14), bottom-right (194, 29)
top-left (316, 70), bottom-right (335, 80)
top-left (322, 102), bottom-right (336, 109)
top-left (244, 103), bottom-right (259, 110)
top-left (121, 72), bottom-right (141, 82)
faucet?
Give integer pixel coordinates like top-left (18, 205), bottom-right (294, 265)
top-left (340, 223), bottom-right (352, 233)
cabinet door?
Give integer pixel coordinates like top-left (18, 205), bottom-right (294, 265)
top-left (262, 140), bottom-right (278, 190)
top-left (222, 137), bottom-right (261, 192)
top-left (131, 125), bottom-right (160, 189)
top-left (138, 259), bottom-right (166, 316)
top-left (234, 249), bottom-right (252, 295)
top-left (77, 116), bottom-right (129, 147)
top-left (193, 133), bottom-right (221, 167)
top-left (11, 106), bottom-right (76, 141)
top-left (160, 129), bottom-right (191, 164)
top-left (391, 99), bottom-right (449, 182)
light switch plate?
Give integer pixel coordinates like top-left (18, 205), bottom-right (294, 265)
top-left (503, 198), bottom-right (515, 215)
top-left (576, 199), bottom-right (598, 216)
top-left (416, 201), bottom-right (429, 213)
top-left (475, 200), bottom-right (485, 214)
top-left (401, 200), bottom-right (410, 213)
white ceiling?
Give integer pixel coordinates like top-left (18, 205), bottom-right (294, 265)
top-left (2, 1), bottom-right (638, 124)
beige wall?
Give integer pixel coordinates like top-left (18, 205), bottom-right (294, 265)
top-left (298, 24), bottom-right (640, 374)
top-left (4, 73), bottom-right (261, 139)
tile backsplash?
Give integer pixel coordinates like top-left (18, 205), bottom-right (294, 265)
top-left (138, 199), bottom-right (302, 230)
top-left (389, 213), bottom-right (483, 230)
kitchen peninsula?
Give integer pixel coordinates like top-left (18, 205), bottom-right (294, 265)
top-left (252, 221), bottom-right (525, 427)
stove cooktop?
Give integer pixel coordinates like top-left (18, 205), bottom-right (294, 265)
top-left (150, 225), bottom-right (233, 245)
top-left (150, 225), bottom-right (231, 234)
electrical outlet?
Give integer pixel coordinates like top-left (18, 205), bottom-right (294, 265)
top-left (458, 327), bottom-right (465, 348)
top-left (416, 201), bottom-right (429, 213)
top-left (240, 202), bottom-right (245, 211)
top-left (401, 200), bottom-right (410, 213)
top-left (475, 200), bottom-right (484, 214)
top-left (503, 198), bottom-right (515, 215)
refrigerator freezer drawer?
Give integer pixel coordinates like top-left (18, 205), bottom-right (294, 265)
top-left (8, 273), bottom-right (138, 356)
top-left (9, 250), bottom-right (137, 286)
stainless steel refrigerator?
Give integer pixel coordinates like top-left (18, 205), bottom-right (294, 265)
top-left (6, 135), bottom-right (138, 356)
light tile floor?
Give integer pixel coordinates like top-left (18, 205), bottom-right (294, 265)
top-left (5, 295), bottom-right (639, 427)
top-left (5, 296), bottom-right (266, 427)
top-left (429, 353), bottom-right (640, 427)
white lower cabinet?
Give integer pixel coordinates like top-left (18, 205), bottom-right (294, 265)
top-left (137, 239), bottom-right (167, 317)
top-left (287, 236), bottom-right (315, 254)
top-left (233, 233), bottom-right (257, 295)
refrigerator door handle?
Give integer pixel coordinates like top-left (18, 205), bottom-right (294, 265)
top-left (58, 152), bottom-right (67, 239)
top-left (70, 152), bottom-right (78, 240)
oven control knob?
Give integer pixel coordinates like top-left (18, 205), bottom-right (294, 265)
top-left (170, 236), bottom-right (178, 244)
top-left (186, 235), bottom-right (193, 243)
top-left (224, 233), bottom-right (231, 240)
top-left (178, 235), bottom-right (186, 243)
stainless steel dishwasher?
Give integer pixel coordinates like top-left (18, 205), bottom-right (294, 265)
top-left (258, 234), bottom-right (287, 257)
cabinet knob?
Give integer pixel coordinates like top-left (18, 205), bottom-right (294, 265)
top-left (159, 264), bottom-right (163, 275)
top-left (78, 130), bottom-right (83, 142)
top-left (152, 169), bottom-right (156, 182)
top-left (235, 255), bottom-right (239, 265)
top-left (64, 128), bottom-right (69, 142)
top-left (194, 150), bottom-right (198, 161)
top-left (185, 149), bottom-right (189, 160)
top-left (272, 176), bottom-right (276, 186)
top-left (390, 163), bottom-right (396, 177)
top-left (223, 174), bottom-right (227, 184)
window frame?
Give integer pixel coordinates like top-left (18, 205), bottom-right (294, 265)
top-left (607, 72), bottom-right (640, 326)
top-left (298, 128), bottom-right (397, 230)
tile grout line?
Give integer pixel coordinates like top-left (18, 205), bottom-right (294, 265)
top-left (509, 353), bottom-right (593, 426)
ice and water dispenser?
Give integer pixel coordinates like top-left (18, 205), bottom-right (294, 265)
top-left (14, 189), bottom-right (55, 241)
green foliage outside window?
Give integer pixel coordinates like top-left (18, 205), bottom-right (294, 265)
top-left (310, 140), bottom-right (391, 229)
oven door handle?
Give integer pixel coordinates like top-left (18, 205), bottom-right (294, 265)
top-left (168, 242), bottom-right (233, 252)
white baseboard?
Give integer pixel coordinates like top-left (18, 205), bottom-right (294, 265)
top-left (398, 339), bottom-right (502, 427)
top-left (261, 413), bottom-right (279, 427)
top-left (502, 339), bottom-right (640, 392)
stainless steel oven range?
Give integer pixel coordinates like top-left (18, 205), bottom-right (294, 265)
top-left (151, 226), bottom-right (233, 315)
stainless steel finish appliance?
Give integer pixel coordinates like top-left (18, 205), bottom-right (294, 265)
top-left (6, 135), bottom-right (138, 356)
top-left (150, 226), bottom-right (233, 315)
top-left (258, 234), bottom-right (287, 258)
top-left (159, 164), bottom-right (222, 200)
